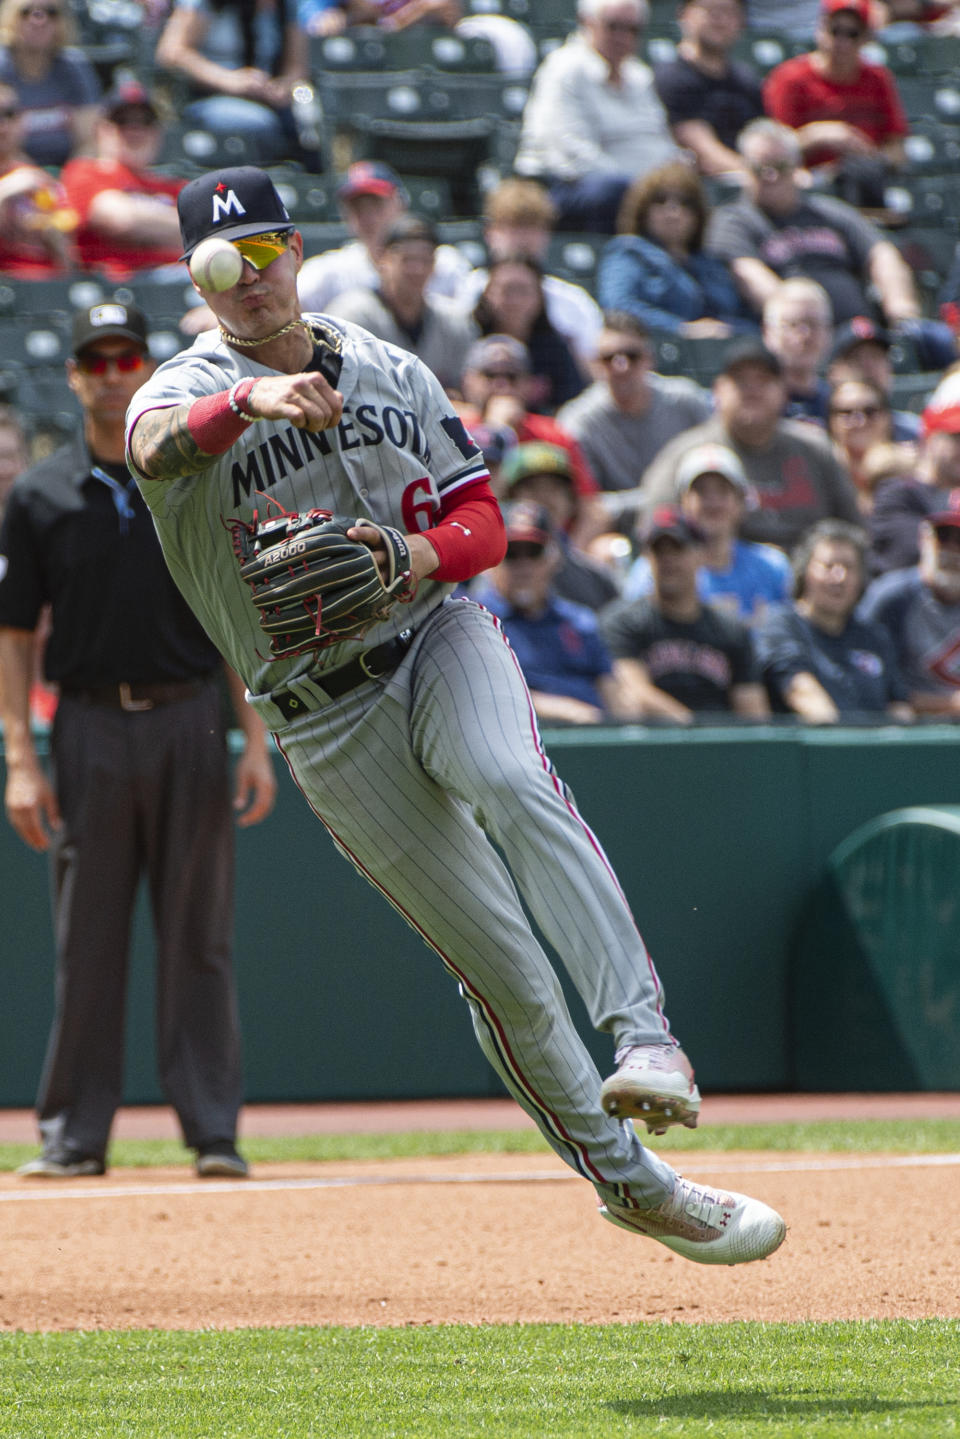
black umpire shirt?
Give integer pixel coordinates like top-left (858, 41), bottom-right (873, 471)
top-left (0, 433), bottom-right (221, 686)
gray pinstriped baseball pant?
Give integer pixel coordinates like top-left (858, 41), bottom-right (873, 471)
top-left (273, 599), bottom-right (678, 1206)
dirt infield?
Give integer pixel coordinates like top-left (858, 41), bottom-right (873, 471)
top-left (2, 1095), bottom-right (959, 1332)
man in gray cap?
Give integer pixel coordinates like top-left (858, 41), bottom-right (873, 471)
top-left (0, 302), bottom-right (276, 1180)
top-left (622, 441), bottom-right (792, 624)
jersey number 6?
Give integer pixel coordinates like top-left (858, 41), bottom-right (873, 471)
top-left (401, 476), bottom-right (440, 535)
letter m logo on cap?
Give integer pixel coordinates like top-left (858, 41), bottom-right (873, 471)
top-left (212, 187), bottom-right (246, 224)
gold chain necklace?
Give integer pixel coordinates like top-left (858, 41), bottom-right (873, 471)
top-left (218, 316), bottom-right (312, 349)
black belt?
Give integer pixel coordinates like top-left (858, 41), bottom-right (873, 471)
top-left (272, 631), bottom-right (414, 722)
top-left (61, 679), bottom-right (208, 711)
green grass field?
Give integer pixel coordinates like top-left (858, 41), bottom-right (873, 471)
top-left (2, 1120), bottom-right (959, 1438)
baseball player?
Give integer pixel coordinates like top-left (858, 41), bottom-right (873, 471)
top-left (126, 166), bottom-right (785, 1265)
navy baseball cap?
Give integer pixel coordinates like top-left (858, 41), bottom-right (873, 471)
top-left (644, 505), bottom-right (706, 547)
top-left (829, 316), bottom-right (892, 364)
top-left (177, 166), bottom-right (294, 260)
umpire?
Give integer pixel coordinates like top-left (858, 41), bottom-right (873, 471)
top-left (0, 302), bottom-right (276, 1179)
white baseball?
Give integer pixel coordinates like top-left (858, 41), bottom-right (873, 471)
top-left (189, 237), bottom-right (244, 293)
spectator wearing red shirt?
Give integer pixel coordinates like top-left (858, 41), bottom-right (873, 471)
top-left (60, 81), bottom-right (185, 280)
top-left (763, 0), bottom-right (907, 209)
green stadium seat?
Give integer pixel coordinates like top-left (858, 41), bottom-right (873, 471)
top-left (902, 126), bottom-right (960, 176)
top-left (884, 173), bottom-right (960, 231)
top-left (893, 225), bottom-right (959, 304)
top-left (271, 172), bottom-right (341, 223)
top-left (889, 371), bottom-right (938, 414)
top-left (310, 28), bottom-right (388, 72)
top-left (730, 31), bottom-right (806, 75)
top-left (0, 275), bottom-right (110, 321)
top-left (649, 331), bottom-right (731, 385)
top-left (546, 233), bottom-right (606, 291)
top-left (348, 113), bottom-right (499, 216)
top-left (319, 70), bottom-right (427, 125)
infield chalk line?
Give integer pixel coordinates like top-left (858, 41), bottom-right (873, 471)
top-left (2, 1152), bottom-right (960, 1203)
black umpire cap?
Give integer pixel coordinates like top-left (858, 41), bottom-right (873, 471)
top-left (177, 166), bottom-right (294, 260)
top-left (71, 301), bottom-right (149, 356)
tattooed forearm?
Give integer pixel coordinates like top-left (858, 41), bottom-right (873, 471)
top-left (130, 404), bottom-right (224, 482)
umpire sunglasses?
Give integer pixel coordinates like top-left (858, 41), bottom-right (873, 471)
top-left (232, 230), bottom-right (292, 270)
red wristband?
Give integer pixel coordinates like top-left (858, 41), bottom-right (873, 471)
top-left (187, 381), bottom-right (258, 455)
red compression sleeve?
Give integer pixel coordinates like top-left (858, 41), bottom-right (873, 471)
top-left (421, 482), bottom-right (506, 582)
top-left (186, 379), bottom-right (258, 455)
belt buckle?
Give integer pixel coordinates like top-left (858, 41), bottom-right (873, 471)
top-left (119, 682), bottom-right (154, 712)
top-left (359, 647), bottom-right (388, 682)
top-left (359, 630), bottom-right (411, 683)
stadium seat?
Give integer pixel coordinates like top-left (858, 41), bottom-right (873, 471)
top-left (902, 126), bottom-right (960, 176)
top-left (162, 125), bottom-right (256, 171)
top-left (318, 70), bottom-right (428, 125)
top-left (730, 31), bottom-right (806, 75)
top-left (310, 28), bottom-right (389, 72)
top-left (889, 370), bottom-right (938, 414)
top-left (271, 173), bottom-right (340, 223)
top-left (895, 77), bottom-right (960, 125)
top-left (870, 32), bottom-right (960, 77)
top-left (546, 233), bottom-right (606, 292)
top-left (347, 114), bottom-right (499, 216)
top-left (516, 0), bottom-right (575, 42)
top-left (0, 275), bottom-right (109, 321)
top-left (893, 225), bottom-right (959, 305)
top-left (312, 25), bottom-right (497, 73)
top-left (649, 331), bottom-right (731, 385)
top-left (0, 320), bottom-right (72, 369)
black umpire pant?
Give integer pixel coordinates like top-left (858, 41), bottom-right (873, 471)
top-left (36, 681), bottom-right (243, 1160)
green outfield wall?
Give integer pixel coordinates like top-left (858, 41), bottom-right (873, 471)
top-left (2, 722), bottom-right (959, 1109)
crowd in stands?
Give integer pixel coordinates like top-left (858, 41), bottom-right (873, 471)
top-left (4, 0), bottom-right (960, 729)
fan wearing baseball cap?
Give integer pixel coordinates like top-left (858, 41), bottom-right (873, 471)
top-left (622, 442), bottom-right (792, 624)
top-left (60, 81), bottom-right (186, 280)
top-left (762, 0), bottom-right (907, 209)
top-left (470, 500), bottom-right (631, 725)
top-left (641, 335), bottom-right (862, 551)
top-left (600, 502), bottom-right (771, 720)
top-left (860, 492), bottom-right (960, 716)
top-left (298, 161), bottom-right (471, 314)
top-left (327, 214), bottom-right (476, 395)
top-left (498, 441), bottom-right (619, 611)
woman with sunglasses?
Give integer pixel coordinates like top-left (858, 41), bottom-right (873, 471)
top-left (596, 161), bottom-right (755, 339)
top-left (0, 0), bottom-right (100, 166)
top-left (826, 375), bottom-right (895, 509)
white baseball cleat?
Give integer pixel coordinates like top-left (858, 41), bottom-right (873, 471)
top-left (600, 1042), bottom-right (701, 1134)
top-left (599, 1175), bottom-right (786, 1265)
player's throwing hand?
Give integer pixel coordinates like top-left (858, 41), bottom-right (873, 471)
top-left (246, 372), bottom-right (343, 432)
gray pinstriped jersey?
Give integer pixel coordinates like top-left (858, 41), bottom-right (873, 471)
top-left (125, 315), bottom-right (488, 705)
